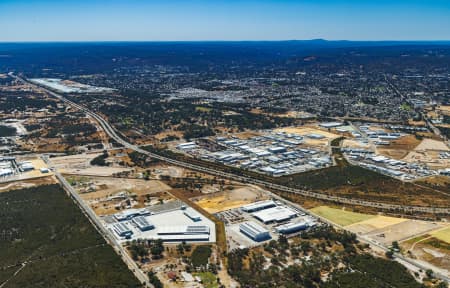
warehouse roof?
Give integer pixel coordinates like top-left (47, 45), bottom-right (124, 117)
top-left (252, 206), bottom-right (297, 223)
top-left (157, 225), bottom-right (210, 235)
top-left (239, 221), bottom-right (269, 237)
top-left (241, 200), bottom-right (276, 212)
top-left (132, 216), bottom-right (154, 229)
top-left (184, 208), bottom-right (202, 221)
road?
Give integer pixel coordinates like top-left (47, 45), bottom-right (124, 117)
top-left (13, 73), bottom-right (450, 282)
top-left (39, 154), bottom-right (152, 287)
top-left (251, 184), bottom-right (450, 282)
top-left (385, 74), bottom-right (447, 143)
top-left (12, 73), bottom-right (450, 215)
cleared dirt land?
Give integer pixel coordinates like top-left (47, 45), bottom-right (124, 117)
top-left (366, 220), bottom-right (446, 245)
top-left (75, 177), bottom-right (171, 200)
top-left (275, 126), bottom-right (340, 147)
top-left (345, 216), bottom-right (408, 234)
top-left (51, 153), bottom-right (133, 176)
top-left (310, 206), bottom-right (448, 245)
top-left (401, 227), bottom-right (450, 277)
top-left (376, 135), bottom-right (422, 159)
top-left (401, 139), bottom-right (450, 169)
top-left (70, 176), bottom-right (172, 215)
top-left (193, 185), bottom-right (269, 214)
top-left (414, 139), bottom-right (449, 151)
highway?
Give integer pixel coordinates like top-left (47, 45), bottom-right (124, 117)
top-left (41, 155), bottom-right (152, 287)
top-left (13, 73), bottom-right (450, 282)
top-left (14, 73), bottom-right (450, 215)
top-left (11, 74), bottom-right (450, 213)
top-left (263, 186), bottom-right (450, 282)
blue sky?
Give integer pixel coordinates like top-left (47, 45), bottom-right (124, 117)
top-left (1, 0), bottom-right (450, 41)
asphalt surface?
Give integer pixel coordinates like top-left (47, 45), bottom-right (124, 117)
top-left (13, 73), bottom-right (450, 283)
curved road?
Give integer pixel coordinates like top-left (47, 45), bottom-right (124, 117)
top-left (18, 74), bottom-right (450, 215)
top-left (13, 73), bottom-right (450, 283)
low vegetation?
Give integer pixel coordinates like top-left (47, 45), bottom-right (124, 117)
top-left (0, 184), bottom-right (141, 288)
top-left (90, 150), bottom-right (109, 166)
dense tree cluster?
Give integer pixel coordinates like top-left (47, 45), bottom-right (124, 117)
top-left (226, 225), bottom-right (422, 288)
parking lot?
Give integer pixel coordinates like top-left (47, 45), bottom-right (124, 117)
top-left (215, 199), bottom-right (317, 250)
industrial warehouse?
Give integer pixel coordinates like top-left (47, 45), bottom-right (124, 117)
top-left (104, 201), bottom-right (216, 243)
top-left (239, 221), bottom-right (271, 242)
top-left (221, 197), bottom-right (317, 248)
top-left (0, 156), bottom-right (51, 182)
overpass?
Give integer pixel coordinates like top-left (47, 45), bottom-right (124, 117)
top-left (14, 73), bottom-right (450, 283)
top-left (11, 73), bottom-right (450, 216)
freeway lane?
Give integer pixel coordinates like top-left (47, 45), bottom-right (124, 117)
top-left (13, 73), bottom-right (450, 283)
top-left (42, 155), bottom-right (152, 287)
top-left (12, 73), bottom-right (450, 216)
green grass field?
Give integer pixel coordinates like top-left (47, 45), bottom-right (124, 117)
top-left (431, 227), bottom-right (450, 244)
top-left (0, 184), bottom-right (141, 288)
top-left (194, 272), bottom-right (219, 288)
top-left (310, 206), bottom-right (376, 226)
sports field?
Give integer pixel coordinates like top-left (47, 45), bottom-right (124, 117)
top-left (310, 206), bottom-right (376, 226)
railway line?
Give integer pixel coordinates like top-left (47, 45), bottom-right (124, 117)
top-left (12, 73), bottom-right (450, 283)
top-left (12, 73), bottom-right (450, 216)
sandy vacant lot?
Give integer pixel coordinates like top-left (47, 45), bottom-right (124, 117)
top-left (366, 220), bottom-right (447, 245)
top-left (0, 177), bottom-right (57, 193)
top-left (78, 177), bottom-right (171, 201)
top-left (342, 139), bottom-right (372, 149)
top-left (346, 216), bottom-right (408, 235)
top-left (403, 151), bottom-right (450, 169)
top-left (376, 135), bottom-right (421, 160)
top-left (310, 206), bottom-right (448, 246)
top-left (414, 139), bottom-right (449, 152)
top-left (52, 153), bottom-right (134, 176)
top-left (194, 185), bottom-right (268, 214)
top-left (275, 126), bottom-right (340, 147)
top-left (437, 105), bottom-right (450, 115)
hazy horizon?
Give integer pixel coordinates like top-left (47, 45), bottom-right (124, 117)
top-left (1, 0), bottom-right (450, 42)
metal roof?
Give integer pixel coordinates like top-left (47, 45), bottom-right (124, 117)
top-left (252, 206), bottom-right (297, 223)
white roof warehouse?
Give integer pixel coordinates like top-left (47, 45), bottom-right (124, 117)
top-left (252, 206), bottom-right (297, 224)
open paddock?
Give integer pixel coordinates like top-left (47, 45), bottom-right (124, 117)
top-left (193, 185), bottom-right (268, 214)
top-left (345, 216), bottom-right (408, 234)
top-left (366, 220), bottom-right (447, 245)
top-left (431, 227), bottom-right (450, 244)
top-left (275, 126), bottom-right (340, 146)
top-left (310, 206), bottom-right (376, 227)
